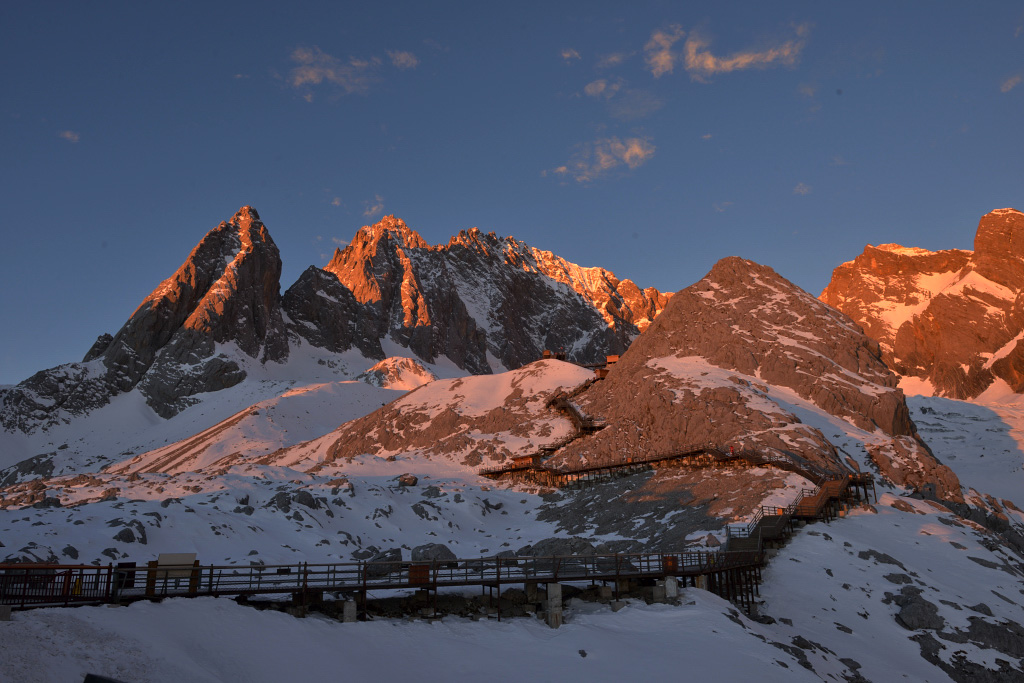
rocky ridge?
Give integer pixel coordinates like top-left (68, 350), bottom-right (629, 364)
top-left (821, 208), bottom-right (1024, 399)
top-left (319, 216), bottom-right (670, 372)
top-left (557, 257), bottom-right (962, 500)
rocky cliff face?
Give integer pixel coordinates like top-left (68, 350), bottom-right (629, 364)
top-left (559, 257), bottom-right (961, 500)
top-left (1, 207), bottom-right (289, 426)
top-left (821, 208), bottom-right (1024, 399)
top-left (320, 216), bottom-right (669, 371)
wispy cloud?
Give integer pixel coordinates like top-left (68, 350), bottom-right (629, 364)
top-left (713, 201), bottom-right (733, 212)
top-left (584, 78), bottom-right (624, 98)
top-left (701, 133), bottom-right (713, 140)
top-left (798, 83), bottom-right (816, 97)
top-left (331, 236), bottom-right (349, 246)
top-left (644, 25), bottom-right (685, 78)
top-left (684, 23), bottom-right (810, 81)
top-left (57, 130), bottom-right (79, 143)
top-left (793, 182), bottom-right (811, 195)
top-left (546, 137), bottom-right (656, 182)
top-left (1001, 74), bottom-right (1022, 93)
top-left (561, 48), bottom-right (581, 62)
top-left (388, 50), bottom-right (419, 69)
top-left (330, 197), bottom-right (342, 207)
top-left (289, 46), bottom-right (381, 94)
top-left (363, 194), bottom-right (385, 217)
top-left (597, 52), bottom-right (629, 68)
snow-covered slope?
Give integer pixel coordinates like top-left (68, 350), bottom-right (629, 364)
top-left (0, 345), bottom-right (451, 477)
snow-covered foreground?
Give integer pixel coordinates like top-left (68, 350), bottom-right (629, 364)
top-left (0, 593), bottom-right (819, 683)
top-left (4, 491), bottom-right (1024, 682)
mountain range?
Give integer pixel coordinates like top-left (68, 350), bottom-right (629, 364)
top-left (2, 206), bottom-right (1024, 681)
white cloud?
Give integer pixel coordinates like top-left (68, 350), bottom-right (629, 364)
top-left (363, 195), bottom-right (385, 217)
top-left (289, 46), bottom-right (380, 94)
top-left (548, 137), bottom-right (656, 182)
top-left (1001, 74), bottom-right (1022, 93)
top-left (331, 237), bottom-right (349, 246)
top-left (331, 197), bottom-right (342, 207)
top-left (793, 182), bottom-right (811, 195)
top-left (57, 130), bottom-right (79, 143)
top-left (561, 48), bottom-right (581, 62)
top-left (701, 133), bottom-right (713, 140)
top-left (644, 25), bottom-right (685, 78)
top-left (685, 23), bottom-right (810, 81)
top-left (388, 50), bottom-right (419, 69)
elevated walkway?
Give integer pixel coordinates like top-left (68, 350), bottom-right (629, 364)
top-left (0, 548), bottom-right (766, 615)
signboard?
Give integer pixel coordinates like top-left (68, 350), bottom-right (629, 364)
top-left (156, 553), bottom-right (197, 579)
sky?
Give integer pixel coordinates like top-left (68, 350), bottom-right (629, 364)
top-left (1, 1), bottom-right (1022, 385)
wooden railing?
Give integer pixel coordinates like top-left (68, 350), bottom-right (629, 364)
top-left (0, 549), bottom-right (766, 610)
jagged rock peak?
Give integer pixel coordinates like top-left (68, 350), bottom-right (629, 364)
top-left (354, 215), bottom-right (429, 250)
top-left (3, 206), bottom-right (291, 429)
top-left (973, 207), bottom-right (1024, 289)
top-left (232, 204), bottom-right (260, 223)
top-left (821, 207), bottom-right (1024, 399)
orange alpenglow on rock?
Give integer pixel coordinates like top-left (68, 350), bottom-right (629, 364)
top-left (822, 208), bottom-right (1024, 400)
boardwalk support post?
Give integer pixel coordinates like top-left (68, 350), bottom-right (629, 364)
top-left (665, 575), bottom-right (678, 600)
top-left (546, 583), bottom-right (563, 629)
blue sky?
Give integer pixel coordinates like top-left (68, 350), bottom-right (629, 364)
top-left (1, 1), bottom-right (1022, 384)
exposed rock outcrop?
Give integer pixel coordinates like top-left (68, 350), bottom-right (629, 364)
top-left (822, 208), bottom-right (1024, 399)
top-left (357, 357), bottom-right (436, 390)
top-left (281, 265), bottom-right (384, 359)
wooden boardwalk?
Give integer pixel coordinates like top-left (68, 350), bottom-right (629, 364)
top-left (0, 548), bottom-right (766, 615)
top-left (480, 443), bottom-right (851, 492)
top-left (726, 472), bottom-right (875, 551)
